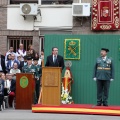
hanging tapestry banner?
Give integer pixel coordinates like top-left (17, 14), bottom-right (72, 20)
top-left (64, 39), bottom-right (80, 60)
top-left (91, 0), bottom-right (120, 30)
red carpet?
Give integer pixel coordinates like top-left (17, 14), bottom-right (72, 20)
top-left (32, 104), bottom-right (120, 116)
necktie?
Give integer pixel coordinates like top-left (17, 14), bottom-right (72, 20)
top-left (54, 56), bottom-right (57, 63)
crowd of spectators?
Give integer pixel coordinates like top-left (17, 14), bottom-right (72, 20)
top-left (0, 43), bottom-right (44, 111)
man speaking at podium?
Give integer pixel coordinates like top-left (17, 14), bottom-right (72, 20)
top-left (45, 47), bottom-right (65, 70)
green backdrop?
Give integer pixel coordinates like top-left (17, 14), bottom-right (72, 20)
top-left (44, 34), bottom-right (120, 105)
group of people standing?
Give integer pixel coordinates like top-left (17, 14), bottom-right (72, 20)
top-left (0, 43), bottom-right (44, 111)
top-left (0, 45), bottom-right (115, 111)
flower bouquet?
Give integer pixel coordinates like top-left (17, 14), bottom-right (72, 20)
top-left (61, 86), bottom-right (73, 104)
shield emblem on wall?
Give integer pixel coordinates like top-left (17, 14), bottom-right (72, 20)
top-left (102, 7), bottom-right (109, 17)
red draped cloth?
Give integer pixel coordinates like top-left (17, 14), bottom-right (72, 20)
top-left (91, 0), bottom-right (120, 30)
top-left (62, 77), bottom-right (71, 92)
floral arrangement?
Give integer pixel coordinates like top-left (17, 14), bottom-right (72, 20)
top-left (61, 85), bottom-right (73, 104)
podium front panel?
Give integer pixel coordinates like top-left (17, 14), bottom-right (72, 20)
top-left (42, 67), bottom-right (61, 106)
top-left (16, 73), bottom-right (34, 109)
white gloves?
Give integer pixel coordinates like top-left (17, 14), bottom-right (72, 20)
top-left (93, 77), bottom-right (97, 81)
top-left (110, 79), bottom-right (114, 81)
top-left (93, 78), bottom-right (113, 81)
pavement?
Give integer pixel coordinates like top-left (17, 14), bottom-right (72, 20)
top-left (0, 108), bottom-right (120, 120)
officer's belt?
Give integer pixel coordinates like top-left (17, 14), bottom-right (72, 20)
top-left (97, 67), bottom-right (111, 70)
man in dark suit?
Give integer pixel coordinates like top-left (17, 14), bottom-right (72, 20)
top-left (45, 47), bottom-right (65, 70)
top-left (93, 48), bottom-right (114, 106)
top-left (19, 55), bottom-right (28, 71)
top-left (0, 52), bottom-right (6, 74)
top-left (7, 73), bottom-right (16, 107)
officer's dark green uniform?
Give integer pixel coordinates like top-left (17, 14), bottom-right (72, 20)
top-left (22, 56), bottom-right (39, 104)
top-left (93, 48), bottom-right (114, 106)
top-left (33, 57), bottom-right (42, 103)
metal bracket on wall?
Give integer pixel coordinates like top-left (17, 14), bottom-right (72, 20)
top-left (75, 16), bottom-right (90, 26)
top-left (22, 15), bottom-right (26, 20)
top-left (75, 16), bottom-right (84, 26)
top-left (33, 16), bottom-right (37, 20)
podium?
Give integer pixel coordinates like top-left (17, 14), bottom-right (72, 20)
top-left (16, 73), bottom-right (35, 109)
top-left (42, 67), bottom-right (61, 106)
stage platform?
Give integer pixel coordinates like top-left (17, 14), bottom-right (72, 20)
top-left (32, 104), bottom-right (120, 116)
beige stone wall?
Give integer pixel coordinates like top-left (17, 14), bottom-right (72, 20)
top-left (0, 0), bottom-right (119, 55)
top-left (0, 0), bottom-right (8, 5)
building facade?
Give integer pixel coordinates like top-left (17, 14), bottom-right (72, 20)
top-left (0, 0), bottom-right (120, 54)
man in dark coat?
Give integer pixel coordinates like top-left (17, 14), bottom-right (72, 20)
top-left (33, 57), bottom-right (42, 103)
top-left (45, 47), bottom-right (64, 70)
top-left (7, 73), bottom-right (16, 107)
top-left (0, 53), bottom-right (6, 74)
top-left (19, 55), bottom-right (28, 71)
top-left (93, 48), bottom-right (114, 106)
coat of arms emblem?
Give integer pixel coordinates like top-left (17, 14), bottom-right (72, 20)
top-left (102, 6), bottom-right (109, 17)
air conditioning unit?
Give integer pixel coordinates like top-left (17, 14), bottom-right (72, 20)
top-left (20, 3), bottom-right (38, 16)
top-left (72, 3), bottom-right (90, 16)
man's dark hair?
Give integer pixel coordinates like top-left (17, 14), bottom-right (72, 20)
top-left (24, 55), bottom-right (27, 60)
top-left (52, 47), bottom-right (58, 51)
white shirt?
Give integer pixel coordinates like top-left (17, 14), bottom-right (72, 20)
top-left (38, 59), bottom-right (42, 65)
top-left (53, 55), bottom-right (57, 62)
top-left (4, 80), bottom-right (10, 89)
top-left (16, 49), bottom-right (26, 61)
top-left (11, 60), bottom-right (14, 67)
top-left (24, 62), bottom-right (27, 66)
top-left (10, 68), bottom-right (21, 74)
top-left (102, 56), bottom-right (107, 61)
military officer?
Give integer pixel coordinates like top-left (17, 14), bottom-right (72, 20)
top-left (93, 48), bottom-right (114, 106)
top-left (33, 57), bottom-right (42, 103)
top-left (22, 56), bottom-right (39, 104)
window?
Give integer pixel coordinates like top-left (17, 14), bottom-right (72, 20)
top-left (8, 37), bottom-right (33, 52)
top-left (10, 0), bottom-right (38, 4)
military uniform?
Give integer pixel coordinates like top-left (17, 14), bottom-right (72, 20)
top-left (22, 64), bottom-right (38, 77)
top-left (93, 49), bottom-right (114, 106)
top-left (22, 57), bottom-right (39, 104)
top-left (35, 64), bottom-right (42, 102)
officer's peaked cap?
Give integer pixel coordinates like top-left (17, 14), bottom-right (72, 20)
top-left (101, 48), bottom-right (109, 52)
top-left (27, 56), bottom-right (32, 60)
